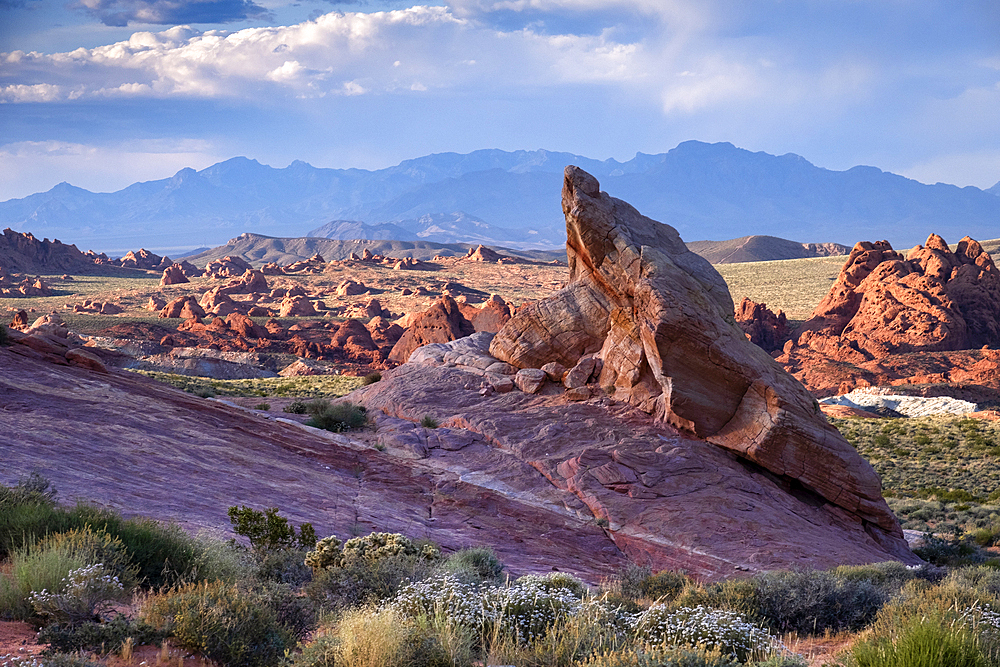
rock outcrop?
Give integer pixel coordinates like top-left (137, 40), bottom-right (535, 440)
top-left (160, 264), bottom-right (190, 286)
top-left (488, 166), bottom-right (898, 542)
top-left (388, 296), bottom-right (475, 364)
top-left (776, 236), bottom-right (1000, 397)
top-left (734, 298), bottom-right (789, 353)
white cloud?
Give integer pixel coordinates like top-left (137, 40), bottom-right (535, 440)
top-left (900, 150), bottom-right (1000, 190)
top-left (0, 139), bottom-right (227, 201)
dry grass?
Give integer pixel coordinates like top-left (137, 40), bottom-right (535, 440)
top-left (715, 255), bottom-right (845, 321)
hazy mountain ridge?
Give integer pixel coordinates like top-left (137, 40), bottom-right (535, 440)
top-left (686, 235), bottom-right (850, 264)
top-left (2, 142), bottom-right (999, 254)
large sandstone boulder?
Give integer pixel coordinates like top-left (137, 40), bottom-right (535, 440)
top-left (490, 166), bottom-right (901, 538)
top-left (159, 296), bottom-right (206, 320)
top-left (120, 248), bottom-right (162, 270)
top-left (460, 294), bottom-right (512, 333)
top-left (388, 296), bottom-right (475, 364)
top-left (204, 255), bottom-right (253, 279)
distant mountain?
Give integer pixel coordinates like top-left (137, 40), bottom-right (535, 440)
top-left (3, 142), bottom-right (1000, 254)
top-left (186, 233), bottom-right (565, 266)
top-left (988, 182), bottom-right (1000, 196)
top-left (685, 236), bottom-right (850, 264)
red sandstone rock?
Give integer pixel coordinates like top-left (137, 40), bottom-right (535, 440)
top-left (204, 255), bottom-right (253, 279)
top-left (388, 296), bottom-right (475, 364)
top-left (160, 296), bottom-right (206, 319)
top-left (735, 297), bottom-right (789, 353)
top-left (160, 264), bottom-right (189, 286)
top-left (367, 316), bottom-right (404, 348)
top-left (120, 248), bottom-right (162, 270)
top-left (279, 296), bottom-right (317, 317)
top-left (460, 294), bottom-right (512, 333)
top-left (335, 279), bottom-right (367, 296)
top-left (489, 166), bottom-right (902, 539)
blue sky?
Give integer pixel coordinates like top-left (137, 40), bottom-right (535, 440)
top-left (1, 0), bottom-right (999, 202)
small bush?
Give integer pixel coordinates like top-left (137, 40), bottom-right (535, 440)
top-left (284, 400), bottom-right (309, 414)
top-left (632, 605), bottom-right (778, 662)
top-left (254, 402), bottom-right (271, 411)
top-left (140, 580), bottom-right (294, 667)
top-left (363, 371), bottom-right (382, 385)
top-left (0, 322), bottom-right (9, 346)
top-left (0, 541), bottom-right (89, 621)
top-left (227, 505), bottom-right (316, 553)
top-left (580, 645), bottom-right (742, 667)
top-left (341, 532), bottom-right (441, 566)
top-left (307, 401), bottom-right (369, 432)
top-left (441, 547), bottom-right (505, 584)
top-left (38, 614), bottom-right (164, 655)
top-left (848, 611), bottom-right (988, 667)
top-left (37, 653), bottom-right (104, 667)
top-left (29, 563), bottom-right (127, 625)
top-left (307, 553), bottom-right (439, 611)
top-left (915, 534), bottom-right (991, 567)
top-left (193, 387), bottom-right (216, 398)
top-left (420, 415), bottom-right (439, 429)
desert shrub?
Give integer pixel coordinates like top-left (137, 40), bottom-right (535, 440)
top-left (489, 598), bottom-right (631, 667)
top-left (831, 561), bottom-right (920, 589)
top-left (608, 565), bottom-right (692, 603)
top-left (29, 563), bottom-right (127, 625)
top-left (440, 547), bottom-right (505, 584)
top-left (140, 580), bottom-right (294, 667)
top-left (289, 632), bottom-right (338, 667)
top-left (580, 644), bottom-right (742, 667)
top-left (748, 568), bottom-right (888, 634)
top-left (341, 532), bottom-right (441, 566)
top-left (421, 415), bottom-right (439, 429)
top-left (945, 566), bottom-right (1000, 599)
top-left (305, 536), bottom-right (344, 571)
top-left (308, 551), bottom-right (440, 611)
top-left (256, 546), bottom-right (313, 585)
top-left (284, 400), bottom-right (309, 414)
top-left (914, 534), bottom-right (992, 567)
top-left (0, 322), bottom-right (9, 346)
top-left (227, 505), bottom-right (316, 553)
top-left (37, 614), bottom-right (163, 655)
top-left (847, 611), bottom-right (988, 667)
top-left (513, 572), bottom-right (588, 598)
top-left (35, 528), bottom-right (137, 591)
top-left (363, 371), bottom-right (382, 385)
top-left (192, 387), bottom-right (216, 398)
top-left (0, 541), bottom-right (89, 621)
top-left (485, 576), bottom-right (585, 644)
top-left (306, 401), bottom-right (369, 432)
top-left (64, 508), bottom-right (206, 589)
top-left (254, 402), bottom-right (271, 410)
top-left (37, 653), bottom-right (104, 667)
top-left (632, 605), bottom-right (779, 663)
top-left (393, 575), bottom-right (486, 633)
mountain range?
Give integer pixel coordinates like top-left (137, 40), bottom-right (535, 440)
top-left (2, 141), bottom-right (999, 255)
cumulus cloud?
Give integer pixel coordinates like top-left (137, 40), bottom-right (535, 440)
top-left (73, 0), bottom-right (270, 27)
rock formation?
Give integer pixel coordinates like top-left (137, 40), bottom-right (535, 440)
top-left (776, 235), bottom-right (1000, 397)
top-left (160, 264), bottom-right (190, 286)
top-left (204, 255), bottom-right (253, 279)
top-left (388, 296), bottom-right (475, 364)
top-left (487, 166), bottom-right (897, 542)
top-left (120, 248), bottom-right (162, 270)
top-left (159, 296), bottom-right (206, 320)
top-left (734, 298), bottom-right (789, 353)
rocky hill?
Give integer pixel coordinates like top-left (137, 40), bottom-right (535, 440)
top-left (185, 234), bottom-right (564, 266)
top-left (685, 235), bottom-right (849, 264)
top-left (0, 228), bottom-right (115, 274)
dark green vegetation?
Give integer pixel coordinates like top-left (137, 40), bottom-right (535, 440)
top-left (5, 475), bottom-right (1000, 667)
top-left (831, 416), bottom-right (1000, 542)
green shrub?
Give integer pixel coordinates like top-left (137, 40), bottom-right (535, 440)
top-left (580, 644), bottom-right (742, 667)
top-left (29, 563), bottom-right (128, 625)
top-left (227, 505), bottom-right (316, 553)
top-left (38, 614), bottom-right (164, 655)
top-left (847, 611), bottom-right (988, 667)
top-left (289, 632), bottom-right (338, 667)
top-left (748, 568), bottom-right (888, 634)
top-left (254, 402), bottom-right (271, 410)
top-left (35, 527), bottom-right (137, 591)
top-left (256, 546), bottom-right (313, 585)
top-left (307, 552), bottom-right (439, 611)
top-left (420, 415), bottom-right (439, 429)
top-left (284, 400), bottom-right (309, 414)
top-left (341, 532), bottom-right (441, 566)
top-left (140, 580), bottom-right (294, 667)
top-left (441, 547), bottom-right (505, 584)
top-left (305, 536), bottom-right (344, 571)
top-left (0, 540), bottom-right (89, 620)
top-left (306, 401), bottom-right (369, 432)
top-left (363, 371), bottom-right (382, 385)
top-left (915, 534), bottom-right (991, 567)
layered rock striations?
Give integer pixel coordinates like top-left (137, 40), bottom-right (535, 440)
top-left (490, 167), bottom-right (898, 537)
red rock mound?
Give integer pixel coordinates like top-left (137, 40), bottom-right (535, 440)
top-left (388, 296), bottom-right (475, 364)
top-left (734, 297), bottom-right (789, 353)
top-left (777, 235), bottom-right (1000, 397)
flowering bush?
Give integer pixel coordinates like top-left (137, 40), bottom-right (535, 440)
top-left (486, 577), bottom-right (585, 644)
top-left (28, 564), bottom-right (125, 625)
top-left (632, 605), bottom-right (779, 662)
top-left (392, 575), bottom-right (486, 631)
top-left (341, 532), bottom-right (440, 565)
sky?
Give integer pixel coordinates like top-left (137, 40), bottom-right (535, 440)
top-left (2, 0), bottom-right (1000, 202)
